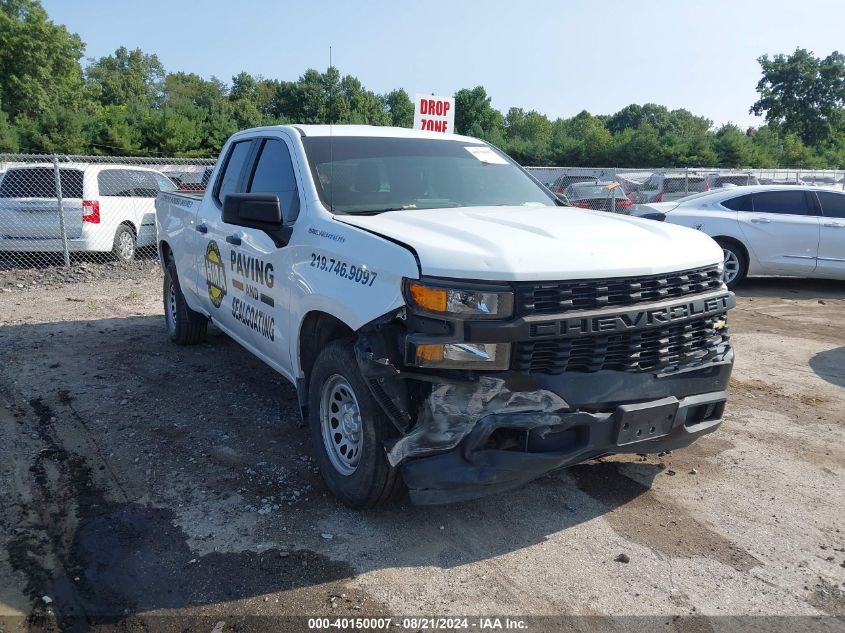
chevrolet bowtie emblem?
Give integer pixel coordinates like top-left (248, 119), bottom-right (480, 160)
top-left (714, 319), bottom-right (727, 330)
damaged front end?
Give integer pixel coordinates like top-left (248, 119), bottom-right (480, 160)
top-left (355, 267), bottom-right (735, 505)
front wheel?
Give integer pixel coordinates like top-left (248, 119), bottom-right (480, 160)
top-left (308, 340), bottom-right (403, 508)
top-left (716, 240), bottom-right (747, 289)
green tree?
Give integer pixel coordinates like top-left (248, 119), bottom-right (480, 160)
top-left (712, 124), bottom-right (757, 167)
top-left (0, 0), bottom-right (84, 119)
top-left (85, 46), bottom-right (165, 108)
top-left (0, 104), bottom-right (19, 151)
top-left (453, 86), bottom-right (504, 142)
top-left (751, 48), bottom-right (845, 147)
top-left (382, 89), bottom-right (414, 127)
top-left (164, 72), bottom-right (227, 110)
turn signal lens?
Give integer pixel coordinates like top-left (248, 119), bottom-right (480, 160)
top-left (408, 282), bottom-right (448, 313)
top-left (415, 343), bottom-right (446, 362)
top-left (413, 342), bottom-right (511, 370)
top-left (404, 279), bottom-right (514, 319)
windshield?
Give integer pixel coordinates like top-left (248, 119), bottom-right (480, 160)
top-left (301, 136), bottom-right (556, 214)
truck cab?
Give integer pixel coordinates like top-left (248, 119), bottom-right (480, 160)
top-left (156, 125), bottom-right (734, 506)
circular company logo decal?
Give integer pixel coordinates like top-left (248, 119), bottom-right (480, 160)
top-left (205, 240), bottom-right (227, 308)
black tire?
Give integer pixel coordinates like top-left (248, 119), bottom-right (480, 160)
top-left (163, 259), bottom-right (208, 345)
top-left (112, 225), bottom-right (136, 263)
top-left (715, 239), bottom-right (747, 289)
top-left (308, 339), bottom-right (403, 508)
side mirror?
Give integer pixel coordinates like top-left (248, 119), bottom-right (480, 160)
top-left (222, 193), bottom-right (292, 246)
top-left (640, 212), bottom-right (667, 222)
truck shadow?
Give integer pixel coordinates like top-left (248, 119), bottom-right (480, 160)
top-left (1, 315), bottom-right (665, 627)
top-left (809, 346), bottom-right (845, 388)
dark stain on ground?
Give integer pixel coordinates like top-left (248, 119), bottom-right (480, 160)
top-left (7, 395), bottom-right (379, 633)
top-left (570, 460), bottom-right (759, 572)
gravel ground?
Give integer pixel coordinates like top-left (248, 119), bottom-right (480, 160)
top-left (0, 262), bottom-right (843, 632)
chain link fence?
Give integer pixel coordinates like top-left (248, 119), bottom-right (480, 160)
top-left (527, 166), bottom-right (845, 212)
top-left (0, 154), bottom-right (214, 273)
top-left (3, 153), bottom-right (845, 276)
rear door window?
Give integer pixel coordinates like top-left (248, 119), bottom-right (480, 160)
top-left (247, 139), bottom-right (300, 223)
top-left (751, 191), bottom-right (811, 215)
top-left (816, 191), bottom-right (845, 218)
top-left (0, 168), bottom-right (83, 198)
top-left (98, 170), bottom-right (136, 197)
top-left (215, 140), bottom-right (254, 206)
top-left (131, 171), bottom-right (163, 198)
top-left (722, 194), bottom-right (753, 211)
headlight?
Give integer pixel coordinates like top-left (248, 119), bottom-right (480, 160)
top-left (404, 279), bottom-right (514, 320)
top-left (412, 342), bottom-right (511, 370)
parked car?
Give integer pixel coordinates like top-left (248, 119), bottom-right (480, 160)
top-left (631, 185), bottom-right (845, 287)
top-left (636, 173), bottom-right (708, 203)
top-left (705, 174), bottom-right (760, 189)
top-left (157, 124), bottom-right (734, 507)
top-left (550, 174), bottom-right (598, 194)
top-left (562, 181), bottom-right (632, 212)
top-left (0, 164), bottom-right (177, 261)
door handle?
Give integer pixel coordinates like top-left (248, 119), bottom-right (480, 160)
top-left (226, 234), bottom-right (242, 246)
top-left (823, 221), bottom-right (844, 228)
top-left (750, 217), bottom-right (771, 224)
top-left (195, 223), bottom-right (208, 234)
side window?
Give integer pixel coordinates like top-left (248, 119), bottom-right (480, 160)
top-left (248, 139), bottom-right (300, 223)
top-left (721, 194), bottom-right (753, 211)
top-left (215, 140), bottom-right (254, 206)
top-left (131, 171), bottom-right (162, 198)
top-left (154, 173), bottom-right (177, 193)
top-left (641, 177), bottom-right (658, 191)
top-left (751, 191), bottom-right (810, 215)
top-left (816, 191), bottom-right (845, 218)
top-left (98, 170), bottom-right (136, 197)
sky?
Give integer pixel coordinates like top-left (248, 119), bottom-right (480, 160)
top-left (41, 0), bottom-right (845, 129)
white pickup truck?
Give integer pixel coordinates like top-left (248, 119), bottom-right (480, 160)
top-left (156, 125), bottom-right (735, 506)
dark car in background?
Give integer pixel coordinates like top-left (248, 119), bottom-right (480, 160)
top-left (562, 182), bottom-right (633, 213)
top-left (550, 174), bottom-right (598, 194)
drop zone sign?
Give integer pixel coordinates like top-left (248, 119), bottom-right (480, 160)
top-left (413, 94), bottom-right (455, 133)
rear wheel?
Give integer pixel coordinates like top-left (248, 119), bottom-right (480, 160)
top-left (164, 260), bottom-right (207, 345)
top-left (716, 239), bottom-right (747, 289)
top-left (112, 225), bottom-right (136, 263)
top-left (308, 339), bottom-right (403, 508)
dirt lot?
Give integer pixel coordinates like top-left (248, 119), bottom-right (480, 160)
top-left (0, 261), bottom-right (843, 632)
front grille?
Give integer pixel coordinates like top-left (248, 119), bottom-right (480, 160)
top-left (513, 314), bottom-right (729, 374)
top-left (514, 265), bottom-right (723, 315)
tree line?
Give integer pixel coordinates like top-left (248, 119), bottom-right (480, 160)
top-left (2, 0), bottom-right (845, 168)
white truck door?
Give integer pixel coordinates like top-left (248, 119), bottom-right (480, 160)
top-left (737, 190), bottom-right (820, 274)
top-left (195, 139), bottom-right (257, 336)
top-left (814, 190), bottom-right (845, 277)
top-left (223, 136), bottom-right (301, 374)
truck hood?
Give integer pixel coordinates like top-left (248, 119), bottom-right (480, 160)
top-left (337, 206), bottom-right (722, 281)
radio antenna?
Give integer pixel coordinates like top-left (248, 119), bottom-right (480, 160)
top-left (329, 45), bottom-right (334, 213)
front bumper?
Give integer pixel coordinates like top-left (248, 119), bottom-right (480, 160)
top-left (397, 356), bottom-right (732, 505)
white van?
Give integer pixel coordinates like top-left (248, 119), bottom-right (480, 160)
top-left (0, 164), bottom-right (176, 261)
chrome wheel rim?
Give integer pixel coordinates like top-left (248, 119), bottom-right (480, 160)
top-left (319, 374), bottom-right (362, 476)
top-left (118, 231), bottom-right (135, 260)
top-left (165, 277), bottom-right (177, 333)
top-left (722, 248), bottom-right (740, 284)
